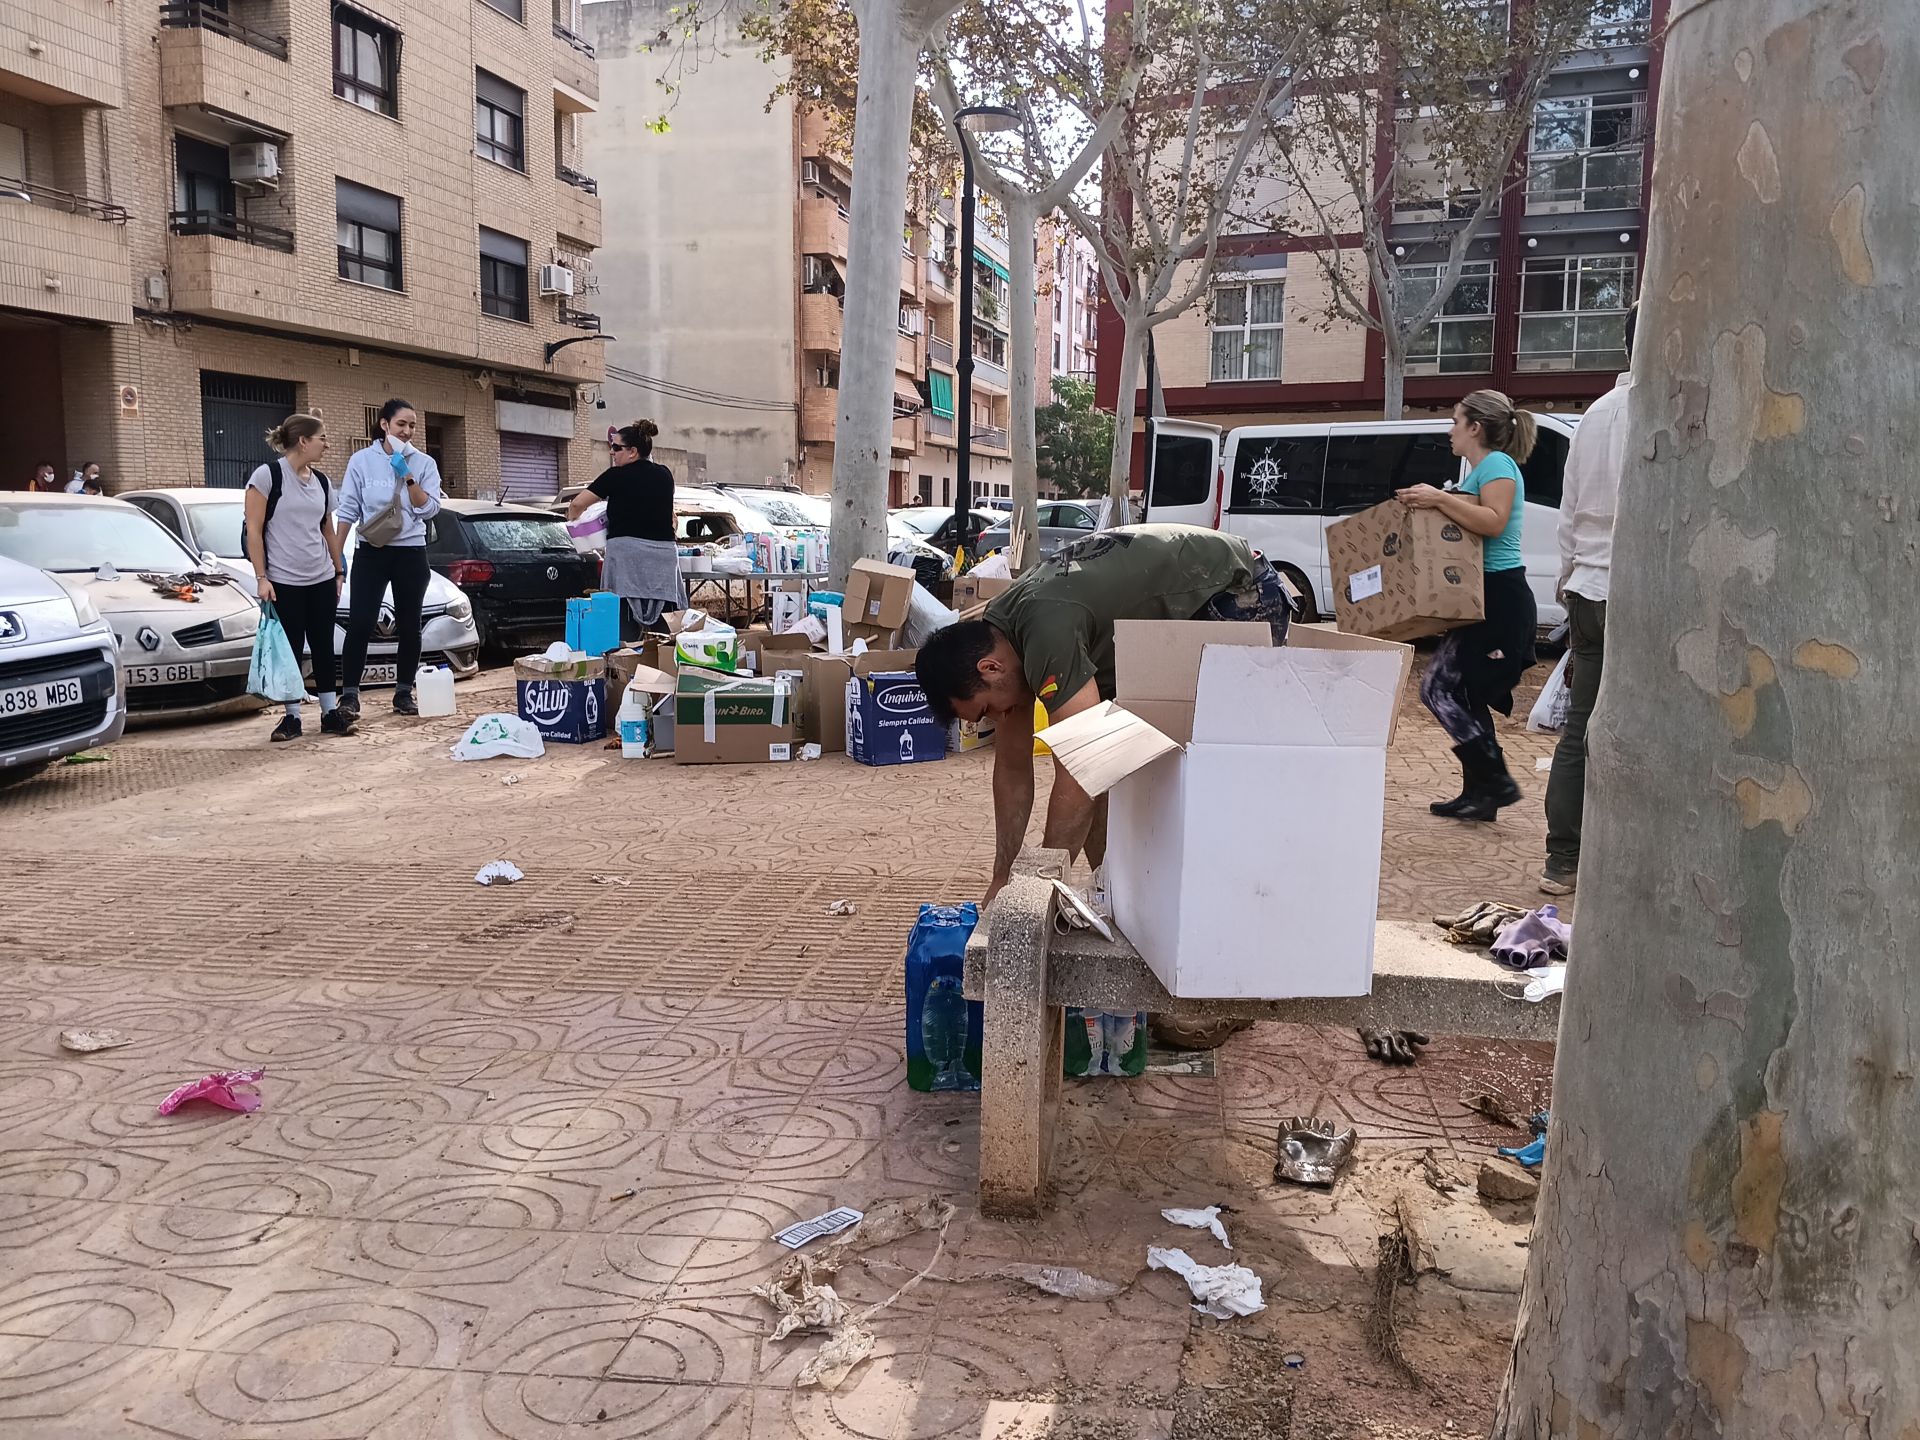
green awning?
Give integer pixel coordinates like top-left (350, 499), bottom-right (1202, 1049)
top-left (928, 369), bottom-right (955, 419)
top-left (974, 249), bottom-right (1009, 282)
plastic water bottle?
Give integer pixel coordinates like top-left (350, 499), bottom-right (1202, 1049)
top-left (921, 975), bottom-right (968, 1090)
top-left (414, 665), bottom-right (456, 716)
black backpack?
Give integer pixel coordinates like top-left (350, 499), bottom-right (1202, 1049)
top-left (241, 458), bottom-right (331, 566)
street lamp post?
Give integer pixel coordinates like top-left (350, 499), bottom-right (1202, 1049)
top-left (949, 105), bottom-right (1019, 557)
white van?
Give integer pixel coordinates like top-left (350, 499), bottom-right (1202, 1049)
top-left (1143, 414), bottom-right (1580, 629)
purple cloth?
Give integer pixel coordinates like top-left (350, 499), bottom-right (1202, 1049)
top-left (1490, 904), bottom-right (1571, 970)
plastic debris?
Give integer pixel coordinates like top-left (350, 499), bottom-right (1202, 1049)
top-left (828, 1195), bottom-right (954, 1255)
top-left (450, 713), bottom-right (545, 761)
top-left (58, 1028), bottom-right (132, 1052)
top-left (992, 1263), bottom-right (1124, 1301)
top-left (1147, 1246), bottom-right (1265, 1320)
top-left (1162, 1205), bottom-right (1232, 1250)
top-left (63, 751), bottom-right (110, 766)
top-left (158, 1067), bottom-right (265, 1115)
top-left (591, 875), bottom-right (632, 887)
top-left (1500, 1132), bottom-right (1548, 1170)
top-left (1275, 1116), bottom-right (1358, 1186)
top-left (1283, 1352), bottom-right (1306, 1369)
top-left (474, 860), bottom-right (524, 887)
top-left (827, 899), bottom-right (858, 917)
top-left (1502, 964), bottom-right (1567, 1003)
top-left (500, 773), bottom-right (522, 787)
top-left (755, 1254), bottom-right (850, 1341)
top-left (799, 743), bottom-right (823, 761)
top-left (1534, 756), bottom-right (1553, 773)
top-left (774, 1206), bottom-right (864, 1250)
top-left (797, 1323), bottom-right (874, 1389)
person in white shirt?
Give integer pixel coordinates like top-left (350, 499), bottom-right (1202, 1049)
top-left (335, 398), bottom-right (444, 718)
top-left (66, 461), bottom-right (101, 494)
top-left (1542, 305), bottom-right (1635, 895)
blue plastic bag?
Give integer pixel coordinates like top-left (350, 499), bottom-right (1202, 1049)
top-left (905, 903), bottom-right (983, 1092)
top-left (247, 601), bottom-right (307, 703)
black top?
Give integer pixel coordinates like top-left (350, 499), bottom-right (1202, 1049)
top-left (588, 459), bottom-right (676, 542)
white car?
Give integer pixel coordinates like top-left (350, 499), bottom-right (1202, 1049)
top-left (120, 487), bottom-right (481, 684)
top-left (0, 553), bottom-right (125, 777)
top-left (0, 493), bottom-right (265, 722)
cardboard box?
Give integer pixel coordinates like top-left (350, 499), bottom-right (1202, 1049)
top-left (1326, 500), bottom-right (1484, 642)
top-left (843, 558), bottom-right (917, 631)
top-left (796, 648), bottom-right (916, 751)
top-left (951, 574), bottom-right (1014, 611)
top-left (770, 578), bottom-right (810, 634)
top-left (1037, 620), bottom-right (1412, 999)
top-left (742, 630), bottom-right (811, 673)
top-left (514, 655), bottom-right (608, 744)
top-left (673, 670), bottom-right (800, 764)
top-left (848, 670), bottom-right (949, 766)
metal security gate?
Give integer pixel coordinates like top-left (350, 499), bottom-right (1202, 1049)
top-left (498, 432), bottom-right (561, 503)
top-left (201, 372), bottom-right (296, 488)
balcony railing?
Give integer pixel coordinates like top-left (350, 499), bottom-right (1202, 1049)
top-left (556, 164), bottom-right (600, 194)
top-left (560, 306), bottom-right (602, 331)
top-left (926, 413), bottom-right (955, 440)
top-left (1581, 4), bottom-right (1652, 48)
top-left (928, 332), bottom-right (954, 365)
top-left (0, 177), bottom-right (129, 224)
top-left (972, 424), bottom-right (1010, 451)
top-left (553, 21), bottom-right (596, 58)
top-left (158, 1), bottom-right (290, 61)
top-left (971, 354), bottom-right (1009, 390)
top-left (168, 209), bottom-right (295, 253)
top-left (1526, 146), bottom-right (1644, 215)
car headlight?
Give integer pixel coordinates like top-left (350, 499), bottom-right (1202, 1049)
top-left (445, 596), bottom-right (473, 622)
top-left (67, 588), bottom-right (103, 628)
top-left (223, 607), bottom-right (259, 640)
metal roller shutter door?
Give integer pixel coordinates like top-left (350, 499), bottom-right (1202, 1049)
top-left (498, 432), bottom-right (561, 503)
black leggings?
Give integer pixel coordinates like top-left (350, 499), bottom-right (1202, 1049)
top-left (272, 578), bottom-right (339, 697)
top-left (1420, 566), bottom-right (1538, 745)
top-left (341, 543), bottom-right (431, 691)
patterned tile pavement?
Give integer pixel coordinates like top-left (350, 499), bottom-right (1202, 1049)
top-left (0, 660), bottom-right (1563, 1437)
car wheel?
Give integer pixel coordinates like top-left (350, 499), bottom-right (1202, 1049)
top-left (1278, 564), bottom-right (1317, 624)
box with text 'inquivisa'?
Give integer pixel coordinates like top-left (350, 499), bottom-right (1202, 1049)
top-left (847, 671), bottom-right (949, 767)
top-left (1326, 500), bottom-right (1484, 642)
top-left (1036, 621), bottom-right (1411, 998)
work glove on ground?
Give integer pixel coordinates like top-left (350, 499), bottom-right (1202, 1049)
top-left (1358, 1027), bottom-right (1429, 1065)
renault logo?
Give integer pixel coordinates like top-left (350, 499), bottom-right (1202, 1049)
top-left (137, 626), bottom-right (162, 652)
top-left (0, 612), bottom-right (20, 643)
top-left (375, 605), bottom-right (397, 639)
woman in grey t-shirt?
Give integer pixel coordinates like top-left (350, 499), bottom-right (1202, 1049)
top-left (244, 414), bottom-right (354, 743)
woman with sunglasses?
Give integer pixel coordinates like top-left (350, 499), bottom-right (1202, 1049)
top-left (569, 419), bottom-right (683, 637)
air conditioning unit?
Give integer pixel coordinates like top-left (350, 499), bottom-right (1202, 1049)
top-left (801, 160), bottom-right (822, 185)
top-left (229, 142), bottom-right (280, 185)
top-left (898, 305), bottom-right (924, 335)
top-left (538, 264), bottom-right (576, 297)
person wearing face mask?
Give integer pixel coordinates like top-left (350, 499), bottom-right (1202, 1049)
top-left (336, 397), bottom-right (444, 718)
top-left (66, 461), bottom-right (101, 494)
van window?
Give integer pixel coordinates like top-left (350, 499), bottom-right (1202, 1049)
top-left (1322, 433), bottom-right (1459, 515)
top-left (1521, 428), bottom-right (1568, 509)
top-left (1149, 433), bottom-right (1216, 509)
top-left (1228, 436), bottom-right (1326, 513)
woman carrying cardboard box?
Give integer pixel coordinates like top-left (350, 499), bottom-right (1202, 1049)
top-left (1396, 389), bottom-right (1539, 822)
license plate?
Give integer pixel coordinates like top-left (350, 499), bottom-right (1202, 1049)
top-left (364, 664), bottom-right (398, 684)
top-left (0, 677), bottom-right (85, 716)
top-left (128, 663), bottom-right (204, 685)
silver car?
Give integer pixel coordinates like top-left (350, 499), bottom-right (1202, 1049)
top-left (0, 493), bottom-right (264, 722)
top-left (120, 488), bottom-right (481, 686)
top-left (0, 553), bottom-right (125, 777)
top-left (975, 499), bottom-right (1099, 559)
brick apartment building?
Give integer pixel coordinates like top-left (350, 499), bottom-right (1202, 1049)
top-left (1, 0), bottom-right (607, 500)
top-left (585, 0), bottom-right (1095, 509)
top-left (1097, 0), bottom-right (1663, 476)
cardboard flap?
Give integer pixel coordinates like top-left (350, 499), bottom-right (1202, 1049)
top-left (1036, 701), bottom-right (1181, 798)
top-left (622, 664), bottom-right (677, 696)
top-left (1115, 620), bottom-right (1272, 707)
top-left (1289, 623), bottom-right (1415, 743)
top-left (1192, 644), bottom-right (1405, 748)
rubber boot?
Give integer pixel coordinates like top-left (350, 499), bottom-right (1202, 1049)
top-left (1481, 740), bottom-right (1522, 809)
top-left (1445, 739), bottom-right (1520, 822)
top-left (1429, 744), bottom-right (1481, 818)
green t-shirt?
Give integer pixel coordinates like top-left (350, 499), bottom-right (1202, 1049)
top-left (983, 524), bottom-right (1258, 710)
top-left (1462, 451), bottom-right (1525, 572)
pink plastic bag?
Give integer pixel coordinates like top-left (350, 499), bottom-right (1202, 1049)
top-left (157, 1067), bottom-right (266, 1115)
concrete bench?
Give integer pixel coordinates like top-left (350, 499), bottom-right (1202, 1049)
top-left (961, 850), bottom-right (1562, 1216)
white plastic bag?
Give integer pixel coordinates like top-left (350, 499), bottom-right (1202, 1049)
top-left (450, 712), bottom-right (546, 761)
top-left (902, 582), bottom-right (960, 648)
top-left (1527, 651), bottom-right (1572, 733)
top-left (969, 551), bottom-right (1012, 580)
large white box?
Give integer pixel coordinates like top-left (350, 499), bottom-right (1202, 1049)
top-left (1038, 621), bottom-right (1411, 998)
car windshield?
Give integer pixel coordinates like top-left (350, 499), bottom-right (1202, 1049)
top-left (730, 491), bottom-right (829, 528)
top-left (471, 517), bottom-right (575, 552)
top-left (186, 502), bottom-right (246, 559)
top-left (0, 502), bottom-right (199, 572)
top-left (891, 508), bottom-right (948, 536)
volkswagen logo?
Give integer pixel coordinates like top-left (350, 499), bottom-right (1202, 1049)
top-left (546, 565), bottom-right (560, 581)
top-left (375, 605), bottom-right (397, 639)
top-left (137, 626), bottom-right (162, 652)
top-left (0, 612), bottom-right (21, 644)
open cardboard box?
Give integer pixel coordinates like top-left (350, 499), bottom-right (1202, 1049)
top-left (1037, 621), bottom-right (1412, 999)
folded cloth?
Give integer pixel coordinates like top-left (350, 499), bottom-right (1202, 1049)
top-left (1490, 904), bottom-right (1571, 970)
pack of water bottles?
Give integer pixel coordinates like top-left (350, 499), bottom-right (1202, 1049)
top-left (904, 903), bottom-right (983, 1092)
top-left (847, 671), bottom-right (949, 767)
